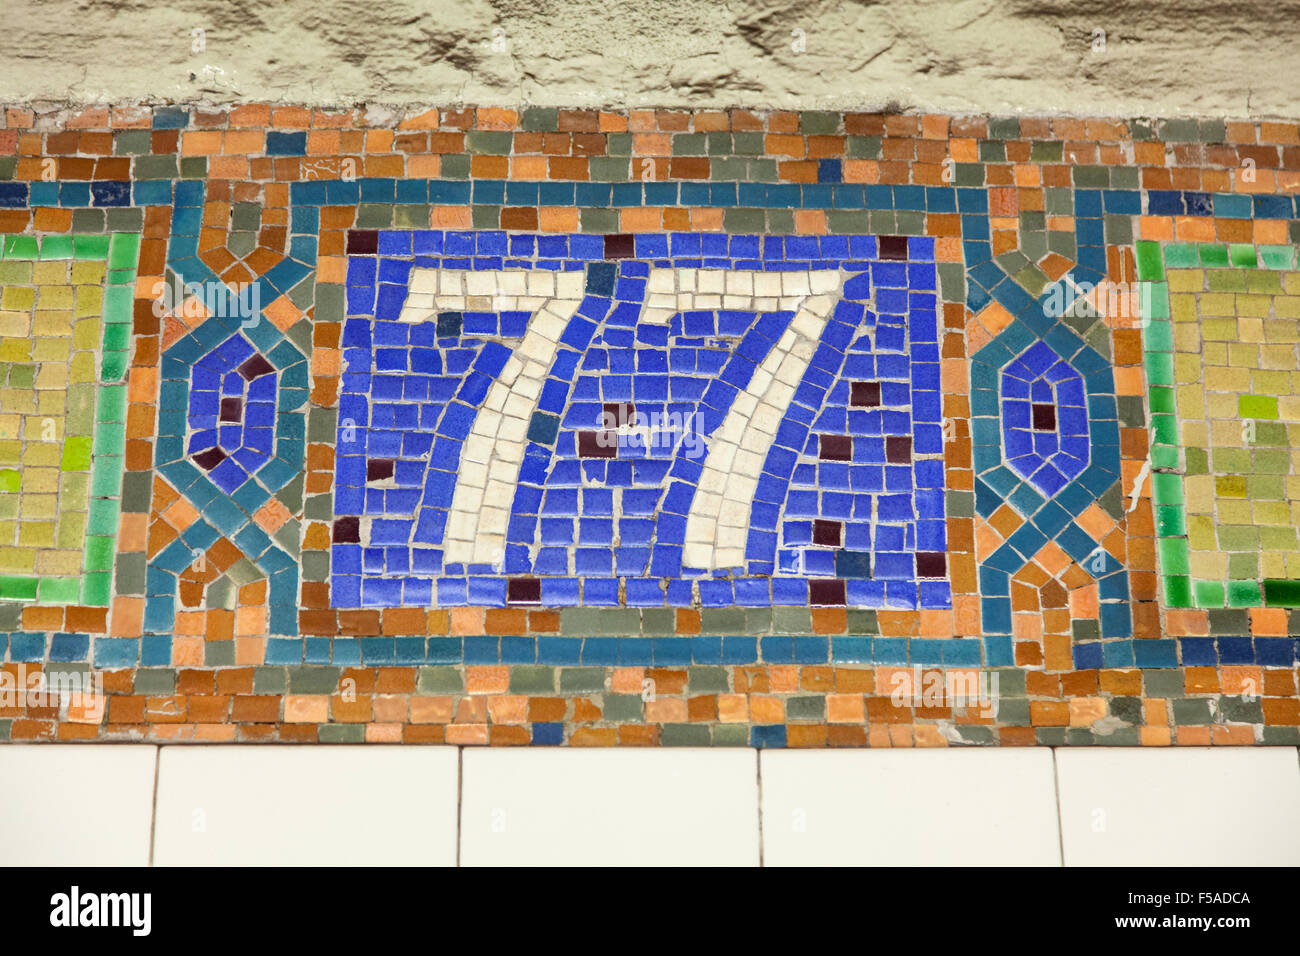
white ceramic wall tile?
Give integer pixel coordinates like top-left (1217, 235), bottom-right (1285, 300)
top-left (760, 749), bottom-right (1062, 866)
top-left (460, 748), bottom-right (760, 866)
top-left (153, 746), bottom-right (458, 866)
top-left (1056, 747), bottom-right (1300, 866)
top-left (0, 744), bottom-right (157, 866)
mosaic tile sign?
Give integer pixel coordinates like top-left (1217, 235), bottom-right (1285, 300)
top-left (0, 105), bottom-right (1298, 746)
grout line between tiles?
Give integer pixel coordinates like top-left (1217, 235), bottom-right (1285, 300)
top-left (1050, 748), bottom-right (1066, 868)
top-left (455, 747), bottom-right (463, 868)
top-left (147, 745), bottom-right (160, 867)
top-left (756, 749), bottom-right (765, 868)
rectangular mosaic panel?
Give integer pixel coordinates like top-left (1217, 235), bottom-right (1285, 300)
top-left (333, 231), bottom-right (950, 611)
top-left (0, 233), bottom-right (134, 607)
top-left (0, 105), bottom-right (1296, 746)
top-left (1141, 241), bottom-right (1300, 611)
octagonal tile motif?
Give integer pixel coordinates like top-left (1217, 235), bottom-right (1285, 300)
top-left (999, 340), bottom-right (1089, 498)
top-left (187, 333), bottom-right (278, 494)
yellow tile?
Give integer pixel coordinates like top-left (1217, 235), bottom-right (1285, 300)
top-left (1170, 293), bottom-right (1199, 323)
top-left (1255, 500), bottom-right (1293, 525)
top-left (35, 550), bottom-right (83, 575)
top-left (34, 365), bottom-right (68, 390)
top-left (17, 521), bottom-right (53, 547)
top-left (1187, 515), bottom-right (1218, 550)
top-left (0, 546), bottom-right (35, 573)
top-left (1203, 316), bottom-right (1239, 340)
top-left (1253, 369), bottom-right (1292, 394)
top-left (1174, 353), bottom-right (1203, 384)
top-left (0, 339), bottom-right (31, 362)
top-left (1182, 421), bottom-right (1209, 447)
top-left (68, 352), bottom-right (96, 385)
top-left (69, 261), bottom-right (105, 285)
top-left (1198, 292), bottom-right (1237, 316)
top-left (1172, 323), bottom-right (1202, 352)
top-left (1189, 550), bottom-right (1226, 578)
top-left (1184, 475), bottom-right (1216, 513)
top-left (1262, 552), bottom-right (1289, 577)
top-left (1245, 271), bottom-right (1283, 293)
top-left (1201, 341), bottom-right (1228, 366)
top-left (1216, 475), bottom-right (1248, 497)
top-left (34, 285), bottom-right (74, 310)
top-left (1217, 500), bottom-right (1254, 524)
top-left (1176, 385), bottom-right (1205, 419)
top-left (1166, 269), bottom-right (1203, 292)
top-left (0, 388), bottom-right (34, 415)
top-left (1236, 293), bottom-right (1274, 317)
top-left (1263, 316), bottom-right (1300, 341)
top-left (30, 337), bottom-right (69, 363)
top-left (1210, 419), bottom-right (1246, 446)
top-left (20, 493), bottom-right (57, 518)
top-left (1272, 296), bottom-right (1300, 319)
top-left (56, 515), bottom-right (86, 550)
top-left (1261, 525), bottom-right (1298, 550)
top-left (72, 317), bottom-right (99, 350)
top-left (21, 417), bottom-right (60, 442)
top-left (20, 466), bottom-right (59, 494)
top-left (36, 391), bottom-right (65, 415)
top-left (1209, 366), bottom-right (1252, 392)
top-left (1206, 392), bottom-right (1239, 419)
top-left (1236, 318), bottom-right (1264, 343)
top-left (0, 287), bottom-right (35, 311)
top-left (0, 311), bottom-right (31, 337)
top-left (1259, 344), bottom-right (1297, 369)
top-left (73, 284), bottom-right (103, 317)
top-left (32, 309), bottom-right (75, 337)
top-left (19, 439), bottom-right (58, 466)
top-left (31, 261), bottom-right (67, 284)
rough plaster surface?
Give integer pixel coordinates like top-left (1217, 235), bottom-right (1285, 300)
top-left (2, 0), bottom-right (1297, 119)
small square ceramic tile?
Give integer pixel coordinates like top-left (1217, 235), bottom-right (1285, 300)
top-left (760, 749), bottom-right (1062, 866)
top-left (153, 746), bottom-right (458, 866)
top-left (0, 745), bottom-right (156, 866)
top-left (460, 749), bottom-right (760, 866)
top-left (1056, 747), bottom-right (1300, 866)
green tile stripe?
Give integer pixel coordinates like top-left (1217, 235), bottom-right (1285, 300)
top-left (1138, 239), bottom-right (1300, 610)
top-left (0, 232), bottom-right (136, 606)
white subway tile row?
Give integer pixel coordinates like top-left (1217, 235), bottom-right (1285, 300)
top-left (0, 746), bottom-right (1296, 866)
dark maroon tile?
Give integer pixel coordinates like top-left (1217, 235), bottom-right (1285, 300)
top-left (809, 579), bottom-right (847, 606)
top-left (818, 434), bottom-right (852, 461)
top-left (885, 435), bottom-right (912, 463)
top-left (367, 458), bottom-right (395, 482)
top-left (219, 397), bottom-right (243, 422)
top-left (332, 516), bottom-right (360, 543)
top-left (850, 381), bottom-right (881, 407)
top-left (878, 235), bottom-right (909, 260)
top-left (813, 519), bottom-right (843, 547)
top-left (604, 233), bottom-right (635, 259)
top-left (1032, 403), bottom-right (1056, 430)
top-left (192, 446), bottom-right (226, 471)
top-left (507, 577), bottom-right (542, 604)
top-left (346, 229), bottom-right (379, 255)
top-left (577, 430), bottom-right (618, 458)
top-left (238, 353), bottom-right (275, 380)
top-left (916, 552), bottom-right (947, 577)
top-left (602, 402), bottom-right (634, 428)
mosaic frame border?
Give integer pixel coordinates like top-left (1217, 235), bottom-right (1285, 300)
top-left (0, 106), bottom-right (1296, 745)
